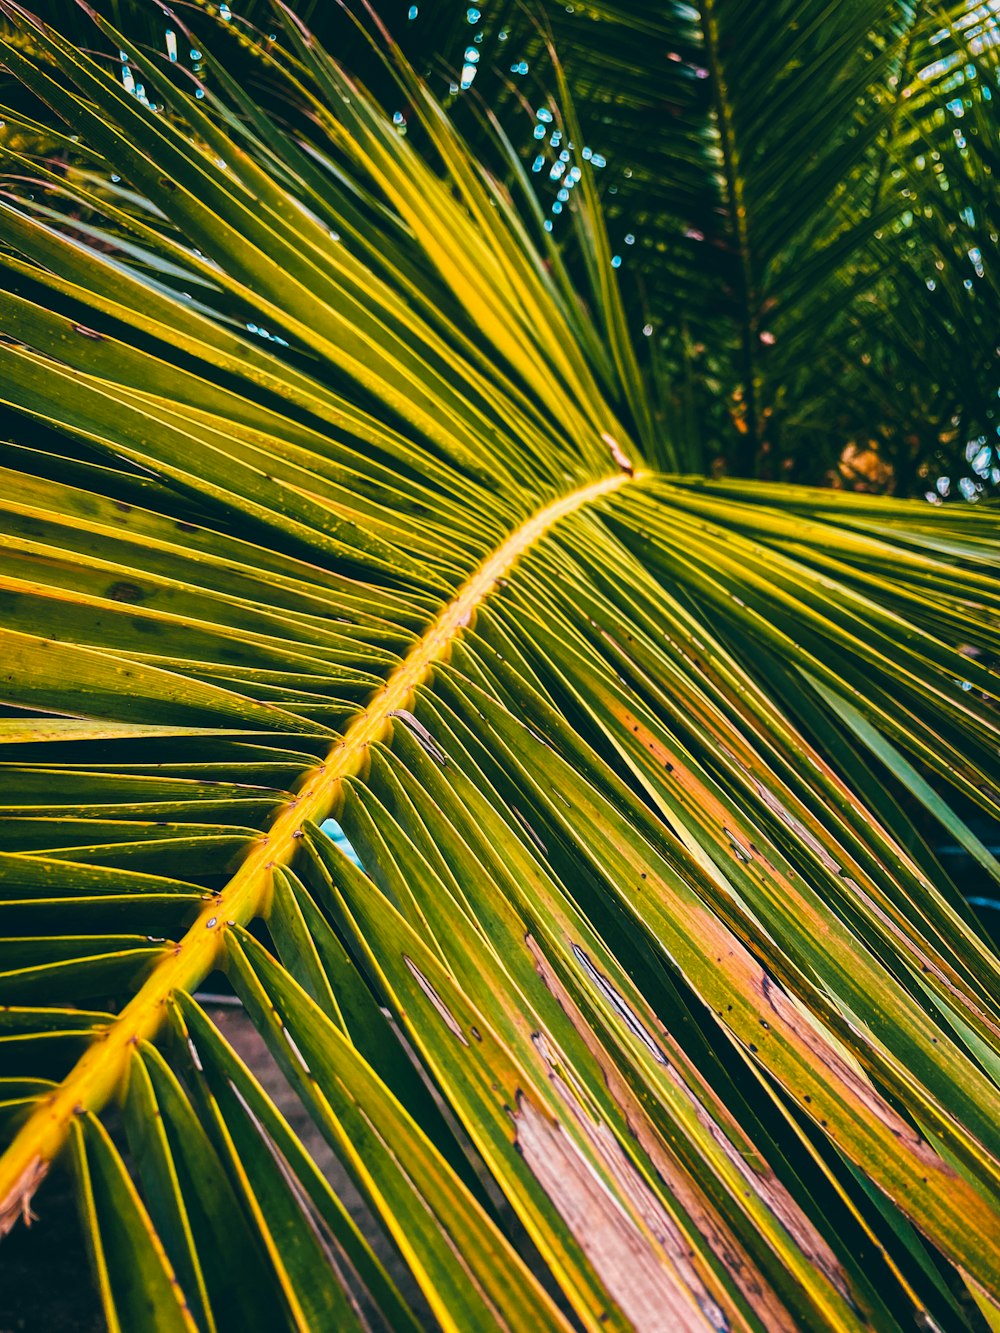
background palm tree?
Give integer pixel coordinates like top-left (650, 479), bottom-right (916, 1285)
top-left (0, 2), bottom-right (999, 1329)
top-left (325, 0), bottom-right (1000, 488)
top-left (480, 0), bottom-right (1000, 491)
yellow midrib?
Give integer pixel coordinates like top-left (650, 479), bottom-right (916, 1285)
top-left (0, 467), bottom-right (636, 1221)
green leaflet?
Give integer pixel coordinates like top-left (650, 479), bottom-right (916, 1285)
top-left (70, 1113), bottom-right (196, 1332)
top-left (220, 937), bottom-right (576, 1332)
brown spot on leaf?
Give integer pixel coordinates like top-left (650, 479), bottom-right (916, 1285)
top-left (513, 1094), bottom-right (725, 1331)
top-left (106, 581), bottom-right (145, 604)
top-left (0, 1157), bottom-right (47, 1238)
top-left (602, 432), bottom-right (635, 476)
top-left (389, 710), bottom-right (447, 764)
top-left (404, 956), bottom-right (468, 1045)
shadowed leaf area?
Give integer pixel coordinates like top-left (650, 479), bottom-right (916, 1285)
top-left (0, 2), bottom-right (999, 1330)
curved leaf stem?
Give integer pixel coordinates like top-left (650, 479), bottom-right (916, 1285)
top-left (0, 466), bottom-right (638, 1223)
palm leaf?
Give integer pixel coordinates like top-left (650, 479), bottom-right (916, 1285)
top-left (385, 0), bottom-right (1000, 482)
top-left (1, 3), bottom-right (1000, 1329)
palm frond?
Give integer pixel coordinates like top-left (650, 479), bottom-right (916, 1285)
top-left (1, 4), bottom-right (1000, 1330)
